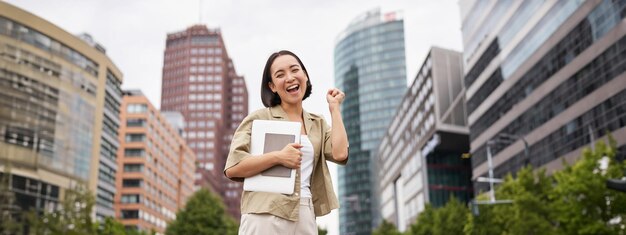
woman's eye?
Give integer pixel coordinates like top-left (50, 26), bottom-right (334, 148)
top-left (276, 73), bottom-right (284, 78)
top-left (292, 69), bottom-right (299, 73)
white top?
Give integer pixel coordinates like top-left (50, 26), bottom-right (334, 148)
top-left (300, 135), bottom-right (314, 198)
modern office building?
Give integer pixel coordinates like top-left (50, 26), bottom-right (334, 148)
top-left (115, 90), bottom-right (195, 233)
top-left (377, 47), bottom-right (471, 231)
top-left (0, 1), bottom-right (123, 221)
top-left (160, 25), bottom-right (248, 219)
top-left (334, 8), bottom-right (407, 235)
top-left (460, 0), bottom-right (626, 193)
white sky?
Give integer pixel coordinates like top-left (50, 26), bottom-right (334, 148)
top-left (6, 1), bottom-right (463, 234)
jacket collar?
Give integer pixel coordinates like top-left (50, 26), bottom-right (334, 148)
top-left (269, 105), bottom-right (318, 135)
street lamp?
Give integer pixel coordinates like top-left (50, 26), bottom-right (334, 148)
top-left (472, 133), bottom-right (529, 214)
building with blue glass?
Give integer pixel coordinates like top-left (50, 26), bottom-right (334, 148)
top-left (460, 0), bottom-right (626, 193)
top-left (334, 8), bottom-right (407, 235)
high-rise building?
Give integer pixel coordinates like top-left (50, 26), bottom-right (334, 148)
top-left (115, 90), bottom-right (195, 233)
top-left (334, 8), bottom-right (407, 235)
top-left (0, 2), bottom-right (123, 221)
top-left (460, 0), bottom-right (626, 193)
top-left (376, 47), bottom-right (471, 231)
top-left (160, 25), bottom-right (248, 219)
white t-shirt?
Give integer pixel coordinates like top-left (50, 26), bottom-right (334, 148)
top-left (300, 135), bottom-right (314, 198)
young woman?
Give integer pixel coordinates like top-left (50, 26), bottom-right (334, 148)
top-left (224, 50), bottom-right (349, 234)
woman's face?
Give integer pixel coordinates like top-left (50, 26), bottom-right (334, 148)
top-left (268, 55), bottom-right (308, 106)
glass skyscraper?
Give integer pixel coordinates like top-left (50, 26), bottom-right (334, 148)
top-left (334, 8), bottom-right (407, 235)
top-left (460, 0), bottom-right (626, 192)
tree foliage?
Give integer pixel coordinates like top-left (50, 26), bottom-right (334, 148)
top-left (408, 137), bottom-right (626, 235)
top-left (165, 188), bottom-right (238, 235)
top-left (409, 204), bottom-right (435, 235)
top-left (373, 220), bottom-right (402, 235)
top-left (464, 167), bottom-right (556, 235)
top-left (27, 184), bottom-right (98, 235)
top-left (318, 226), bottom-right (328, 235)
top-left (407, 197), bottom-right (468, 235)
top-left (550, 138), bottom-right (626, 234)
top-left (98, 217), bottom-right (128, 235)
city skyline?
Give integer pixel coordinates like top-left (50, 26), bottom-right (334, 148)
top-left (3, 1), bottom-right (626, 235)
top-left (4, 1), bottom-right (463, 234)
top-left (5, 0), bottom-right (463, 116)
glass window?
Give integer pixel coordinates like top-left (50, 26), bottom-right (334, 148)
top-left (122, 179), bottom-right (142, 188)
top-left (124, 148), bottom-right (145, 157)
top-left (121, 209), bottom-right (139, 218)
top-left (127, 104), bottom-right (147, 113)
top-left (126, 118), bottom-right (146, 127)
top-left (125, 134), bottom-right (145, 142)
top-left (124, 164), bottom-right (143, 172)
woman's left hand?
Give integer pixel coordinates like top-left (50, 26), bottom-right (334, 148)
top-left (327, 88), bottom-right (345, 109)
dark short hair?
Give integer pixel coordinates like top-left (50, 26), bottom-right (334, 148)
top-left (261, 50), bottom-right (313, 107)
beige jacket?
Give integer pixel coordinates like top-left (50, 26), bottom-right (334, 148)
top-left (224, 105), bottom-right (348, 221)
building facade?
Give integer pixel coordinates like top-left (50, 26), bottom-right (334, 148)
top-left (0, 2), bottom-right (123, 221)
top-left (460, 0), bottom-right (626, 193)
top-left (334, 8), bottom-right (407, 235)
top-left (377, 47), bottom-right (471, 231)
top-left (160, 25), bottom-right (248, 219)
top-left (116, 90), bottom-right (195, 233)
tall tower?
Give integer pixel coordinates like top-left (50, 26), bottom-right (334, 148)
top-left (460, 0), bottom-right (626, 193)
top-left (334, 8), bottom-right (407, 235)
top-left (160, 25), bottom-right (248, 219)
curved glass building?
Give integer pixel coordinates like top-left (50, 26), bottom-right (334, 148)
top-left (334, 8), bottom-right (407, 235)
top-left (0, 2), bottom-right (123, 221)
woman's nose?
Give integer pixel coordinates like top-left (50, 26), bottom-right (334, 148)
top-left (286, 74), bottom-right (296, 82)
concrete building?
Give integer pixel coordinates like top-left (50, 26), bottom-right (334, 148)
top-left (116, 90), bottom-right (195, 233)
top-left (377, 47), bottom-right (471, 231)
top-left (0, 2), bottom-right (123, 221)
top-left (160, 25), bottom-right (248, 219)
top-left (334, 8), bottom-right (407, 235)
top-left (460, 0), bottom-right (626, 193)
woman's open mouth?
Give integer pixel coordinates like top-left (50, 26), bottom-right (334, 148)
top-left (286, 84), bottom-right (300, 94)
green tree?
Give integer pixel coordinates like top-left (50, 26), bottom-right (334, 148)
top-left (27, 184), bottom-right (97, 235)
top-left (465, 167), bottom-right (556, 235)
top-left (372, 220), bottom-right (402, 235)
top-left (408, 198), bottom-right (469, 235)
top-left (165, 188), bottom-right (237, 235)
top-left (550, 138), bottom-right (626, 234)
top-left (462, 136), bottom-right (625, 235)
top-left (98, 217), bottom-right (127, 235)
top-left (432, 197), bottom-right (468, 235)
top-left (408, 204), bottom-right (435, 235)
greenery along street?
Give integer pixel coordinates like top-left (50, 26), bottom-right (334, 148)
top-left (374, 136), bottom-right (626, 235)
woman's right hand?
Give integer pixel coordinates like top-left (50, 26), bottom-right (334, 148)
top-left (275, 143), bottom-right (303, 169)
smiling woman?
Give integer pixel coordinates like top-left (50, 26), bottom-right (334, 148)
top-left (260, 50), bottom-right (313, 108)
top-left (224, 50), bottom-right (349, 235)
